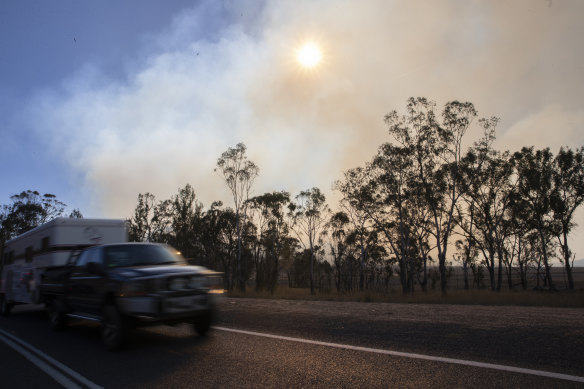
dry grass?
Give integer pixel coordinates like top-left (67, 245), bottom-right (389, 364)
top-left (226, 286), bottom-right (584, 308)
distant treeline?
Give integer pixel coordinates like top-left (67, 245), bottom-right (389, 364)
top-left (2, 97), bottom-right (583, 296)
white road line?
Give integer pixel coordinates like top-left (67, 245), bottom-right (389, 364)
top-left (0, 332), bottom-right (81, 389)
top-left (214, 326), bottom-right (584, 384)
top-left (0, 328), bottom-right (103, 389)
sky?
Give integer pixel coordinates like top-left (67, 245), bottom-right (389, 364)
top-left (1, 0), bottom-right (583, 260)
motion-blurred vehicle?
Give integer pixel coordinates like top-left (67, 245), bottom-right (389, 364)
top-left (40, 242), bottom-right (223, 350)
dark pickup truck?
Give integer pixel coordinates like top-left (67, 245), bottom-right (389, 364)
top-left (40, 242), bottom-right (222, 350)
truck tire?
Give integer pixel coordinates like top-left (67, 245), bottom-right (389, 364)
top-left (48, 300), bottom-right (66, 330)
top-left (192, 311), bottom-right (212, 336)
top-left (102, 305), bottom-right (128, 351)
top-left (0, 295), bottom-right (12, 317)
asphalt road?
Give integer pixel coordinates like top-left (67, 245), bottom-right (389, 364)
top-left (0, 299), bottom-right (582, 388)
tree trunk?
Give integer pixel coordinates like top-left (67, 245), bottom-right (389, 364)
top-left (359, 244), bottom-right (366, 292)
top-left (463, 261), bottom-right (469, 290)
top-left (506, 264), bottom-right (514, 290)
top-left (538, 227), bottom-right (554, 290)
top-left (398, 256), bottom-right (408, 294)
top-left (561, 231), bottom-right (575, 290)
top-left (309, 247), bottom-right (315, 295)
top-left (496, 249), bottom-right (503, 292)
top-left (236, 214), bottom-right (245, 292)
top-left (422, 253), bottom-right (428, 292)
top-left (485, 250), bottom-right (496, 291)
top-left (519, 261), bottom-right (527, 290)
top-left (439, 250), bottom-right (447, 296)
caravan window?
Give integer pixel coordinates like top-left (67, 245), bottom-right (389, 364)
top-left (25, 246), bottom-right (34, 263)
top-left (41, 237), bottom-right (50, 252)
top-left (3, 251), bottom-right (14, 265)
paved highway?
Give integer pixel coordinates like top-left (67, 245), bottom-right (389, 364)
top-left (0, 299), bottom-right (582, 388)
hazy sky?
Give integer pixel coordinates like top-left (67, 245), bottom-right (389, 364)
top-left (1, 0), bottom-right (583, 257)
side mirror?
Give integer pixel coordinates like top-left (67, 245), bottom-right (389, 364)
top-left (86, 262), bottom-right (103, 275)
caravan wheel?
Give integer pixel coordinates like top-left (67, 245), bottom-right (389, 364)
top-left (48, 300), bottom-right (66, 330)
top-left (0, 295), bottom-right (12, 316)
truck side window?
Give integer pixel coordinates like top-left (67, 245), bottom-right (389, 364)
top-left (76, 251), bottom-right (91, 267)
top-left (77, 247), bottom-right (103, 268)
top-left (105, 247), bottom-right (130, 268)
top-left (89, 247), bottom-right (103, 266)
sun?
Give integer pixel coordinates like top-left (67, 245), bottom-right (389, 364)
top-left (297, 42), bottom-right (322, 69)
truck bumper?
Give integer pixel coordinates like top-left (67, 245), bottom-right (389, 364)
top-left (117, 293), bottom-right (215, 323)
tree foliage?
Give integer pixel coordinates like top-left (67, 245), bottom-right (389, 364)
top-left (215, 143), bottom-right (259, 291)
top-left (288, 188), bottom-right (331, 295)
top-left (1, 190), bottom-right (67, 242)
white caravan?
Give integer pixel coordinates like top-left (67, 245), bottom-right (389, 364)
top-left (0, 218), bottom-right (127, 313)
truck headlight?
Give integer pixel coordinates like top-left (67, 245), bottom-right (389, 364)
top-left (206, 275), bottom-right (225, 294)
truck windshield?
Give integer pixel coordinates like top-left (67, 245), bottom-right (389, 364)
top-left (104, 244), bottom-right (186, 268)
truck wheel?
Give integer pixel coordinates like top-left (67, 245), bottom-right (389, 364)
top-left (192, 312), bottom-right (212, 336)
top-left (48, 301), bottom-right (66, 330)
top-left (102, 305), bottom-right (128, 351)
top-left (0, 295), bottom-right (12, 317)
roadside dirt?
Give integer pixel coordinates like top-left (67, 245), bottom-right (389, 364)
top-left (219, 297), bottom-right (584, 330)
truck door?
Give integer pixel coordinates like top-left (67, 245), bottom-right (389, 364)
top-left (68, 247), bottom-right (105, 315)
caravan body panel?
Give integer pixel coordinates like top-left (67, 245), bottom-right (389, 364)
top-left (1, 218), bottom-right (127, 304)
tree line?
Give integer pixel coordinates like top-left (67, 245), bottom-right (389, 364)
top-left (2, 98), bottom-right (583, 296)
top-left (125, 98), bottom-right (584, 295)
top-left (335, 98), bottom-right (583, 295)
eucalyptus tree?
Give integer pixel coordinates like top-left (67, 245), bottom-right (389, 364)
top-left (336, 158), bottom-right (417, 294)
top-left (199, 202), bottom-right (237, 289)
top-left (1, 190), bottom-right (67, 240)
top-left (288, 188), bottom-right (330, 295)
top-left (369, 143), bottom-right (418, 294)
top-left (170, 184), bottom-right (203, 260)
top-left (128, 192), bottom-right (157, 242)
top-left (247, 197), bottom-right (270, 291)
top-left (501, 219), bottom-right (539, 290)
top-left (150, 199), bottom-right (173, 243)
top-left (407, 178), bottom-right (435, 291)
top-left (511, 147), bottom-right (558, 290)
top-left (327, 211), bottom-right (354, 291)
top-left (457, 120), bottom-right (495, 290)
top-left (459, 121), bottom-right (517, 291)
top-left (68, 209), bottom-right (83, 218)
top-left (127, 192), bottom-right (175, 244)
top-left (247, 191), bottom-right (291, 292)
top-left (551, 147), bottom-right (584, 290)
top-left (385, 98), bottom-right (477, 294)
top-left (334, 166), bottom-right (380, 291)
top-left (1, 190), bottom-right (68, 271)
top-left (505, 218), bottom-right (535, 290)
top-left (280, 235), bottom-right (301, 288)
top-left (454, 185), bottom-right (477, 291)
top-left (454, 238), bottom-right (479, 290)
top-left (216, 143), bottom-right (259, 291)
